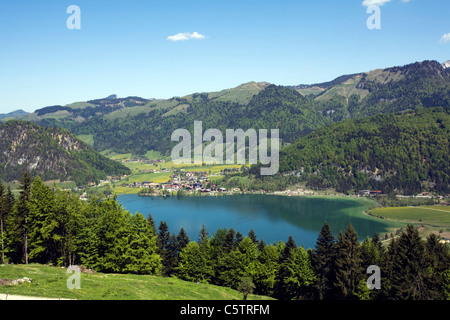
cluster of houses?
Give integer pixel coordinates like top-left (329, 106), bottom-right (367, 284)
top-left (121, 171), bottom-right (228, 194)
top-left (358, 190), bottom-right (383, 197)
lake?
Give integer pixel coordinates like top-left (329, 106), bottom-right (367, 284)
top-left (117, 194), bottom-right (401, 249)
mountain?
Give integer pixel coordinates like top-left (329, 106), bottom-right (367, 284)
top-left (275, 107), bottom-right (450, 194)
top-left (294, 60), bottom-right (450, 108)
top-left (443, 60), bottom-right (450, 69)
top-left (0, 109), bottom-right (29, 120)
top-left (0, 120), bottom-right (131, 185)
top-left (5, 59), bottom-right (450, 158)
top-left (11, 82), bottom-right (269, 124)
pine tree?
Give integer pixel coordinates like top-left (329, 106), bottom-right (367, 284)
top-left (216, 246), bottom-right (247, 289)
top-left (257, 239), bottom-right (266, 252)
top-left (424, 233), bottom-right (450, 299)
top-left (235, 231), bottom-right (243, 244)
top-left (372, 232), bottom-right (385, 264)
top-left (386, 225), bottom-right (432, 300)
top-left (147, 213), bottom-right (157, 237)
top-left (157, 221), bottom-right (171, 274)
top-left (28, 176), bottom-right (57, 264)
top-left (0, 181), bottom-right (6, 264)
top-left (177, 228), bottom-right (190, 251)
top-left (167, 236), bottom-right (179, 271)
top-left (361, 237), bottom-right (376, 268)
top-left (1, 186), bottom-right (15, 263)
top-left (248, 229), bottom-right (258, 244)
top-left (253, 243), bottom-right (281, 296)
top-left (9, 171), bottom-right (32, 264)
top-left (198, 224), bottom-right (209, 245)
top-left (223, 228), bottom-right (237, 254)
top-left (311, 222), bottom-right (336, 300)
top-left (54, 188), bottom-right (82, 267)
top-left (162, 227), bottom-right (191, 276)
top-left (280, 235), bottom-right (296, 262)
top-left (238, 236), bottom-right (259, 277)
top-left (333, 224), bottom-right (363, 300)
top-left (217, 237), bottom-right (258, 289)
top-left (274, 235), bottom-right (297, 299)
top-left (123, 213), bottom-right (161, 275)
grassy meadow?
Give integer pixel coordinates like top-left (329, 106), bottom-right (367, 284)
top-left (368, 205), bottom-right (450, 238)
top-left (0, 264), bottom-right (273, 300)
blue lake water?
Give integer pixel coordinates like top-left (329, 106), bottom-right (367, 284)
top-left (117, 194), bottom-right (399, 249)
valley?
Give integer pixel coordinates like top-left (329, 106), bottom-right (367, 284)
top-left (0, 59), bottom-right (449, 303)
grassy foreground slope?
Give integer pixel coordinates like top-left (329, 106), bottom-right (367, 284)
top-left (0, 264), bottom-right (273, 300)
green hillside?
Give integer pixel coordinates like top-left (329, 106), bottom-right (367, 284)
top-left (276, 107), bottom-right (450, 194)
top-left (0, 120), bottom-right (131, 185)
top-left (0, 263), bottom-right (272, 300)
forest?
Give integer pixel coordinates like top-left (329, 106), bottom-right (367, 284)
top-left (1, 172), bottom-right (449, 300)
top-left (0, 120), bottom-right (131, 185)
top-left (241, 107), bottom-right (449, 195)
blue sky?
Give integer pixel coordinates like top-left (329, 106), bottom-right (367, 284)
top-left (0, 0), bottom-right (449, 113)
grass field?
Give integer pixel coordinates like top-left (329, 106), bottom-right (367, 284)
top-left (368, 206), bottom-right (450, 231)
top-left (0, 264), bottom-right (273, 300)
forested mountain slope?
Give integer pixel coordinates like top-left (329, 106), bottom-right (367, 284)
top-left (0, 120), bottom-right (131, 185)
top-left (276, 108), bottom-right (449, 194)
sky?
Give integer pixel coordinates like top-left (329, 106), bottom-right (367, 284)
top-left (0, 0), bottom-right (449, 113)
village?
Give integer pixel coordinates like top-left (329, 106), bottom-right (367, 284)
top-left (122, 170), bottom-right (232, 195)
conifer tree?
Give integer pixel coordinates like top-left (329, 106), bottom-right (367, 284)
top-left (28, 176), bottom-right (57, 264)
top-left (253, 243), bottom-right (281, 296)
top-left (274, 236), bottom-right (297, 299)
top-left (217, 237), bottom-right (258, 289)
top-left (198, 224), bottom-right (209, 245)
top-left (235, 231), bottom-right (243, 244)
top-left (162, 227), bottom-right (190, 276)
top-left (333, 224), bottom-right (363, 300)
top-left (424, 233), bottom-right (450, 299)
top-left (53, 188), bottom-right (82, 267)
top-left (177, 227), bottom-right (190, 251)
top-left (1, 186), bottom-right (15, 262)
top-left (0, 182), bottom-right (6, 264)
top-left (123, 213), bottom-right (161, 275)
top-left (311, 222), bottom-right (336, 300)
top-left (248, 229), bottom-right (258, 244)
top-left (9, 171), bottom-right (32, 264)
top-left (223, 228), bottom-right (237, 254)
top-left (166, 234), bottom-right (179, 275)
top-left (280, 235), bottom-right (296, 262)
top-left (147, 213), bottom-right (157, 236)
top-left (385, 225), bottom-right (432, 300)
top-left (157, 221), bottom-right (171, 274)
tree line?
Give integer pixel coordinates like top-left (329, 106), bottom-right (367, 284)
top-left (1, 172), bottom-right (449, 300)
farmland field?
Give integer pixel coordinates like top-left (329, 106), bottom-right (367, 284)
top-left (368, 206), bottom-right (450, 231)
